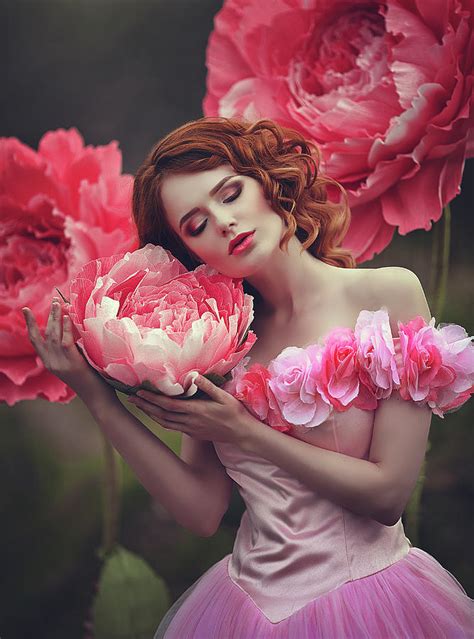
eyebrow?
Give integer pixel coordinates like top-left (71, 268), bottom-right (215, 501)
top-left (178, 175), bottom-right (236, 229)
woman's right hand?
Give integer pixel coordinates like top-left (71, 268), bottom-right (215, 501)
top-left (22, 297), bottom-right (113, 400)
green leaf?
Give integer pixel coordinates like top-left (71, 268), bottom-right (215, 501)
top-left (93, 545), bottom-right (171, 639)
top-left (238, 326), bottom-right (250, 346)
top-left (102, 373), bottom-right (231, 399)
top-left (204, 372), bottom-right (227, 386)
top-left (101, 376), bottom-right (138, 396)
top-left (99, 376), bottom-right (164, 397)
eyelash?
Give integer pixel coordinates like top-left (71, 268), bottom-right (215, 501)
top-left (188, 187), bottom-right (242, 237)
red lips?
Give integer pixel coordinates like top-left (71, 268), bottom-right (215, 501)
top-left (229, 231), bottom-right (254, 254)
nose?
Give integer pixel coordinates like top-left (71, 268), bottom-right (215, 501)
top-left (209, 205), bottom-right (238, 235)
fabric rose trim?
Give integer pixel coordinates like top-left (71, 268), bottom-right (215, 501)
top-left (224, 357), bottom-right (289, 432)
top-left (226, 308), bottom-right (474, 432)
top-left (355, 308), bottom-right (400, 403)
top-left (268, 345), bottom-right (332, 428)
top-left (396, 317), bottom-right (474, 418)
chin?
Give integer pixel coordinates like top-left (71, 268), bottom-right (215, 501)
top-left (208, 259), bottom-right (253, 279)
top-left (229, 254), bottom-right (271, 280)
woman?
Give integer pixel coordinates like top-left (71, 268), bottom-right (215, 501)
top-left (23, 117), bottom-right (473, 638)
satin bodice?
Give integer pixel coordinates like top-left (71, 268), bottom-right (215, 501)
top-left (213, 406), bottom-right (412, 623)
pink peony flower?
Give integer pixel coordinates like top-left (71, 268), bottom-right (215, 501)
top-left (66, 244), bottom-right (257, 398)
top-left (204, 0), bottom-right (474, 263)
top-left (0, 129), bottom-right (137, 405)
top-left (318, 327), bottom-right (363, 411)
top-left (224, 361), bottom-right (290, 432)
top-left (355, 307), bottom-right (400, 401)
top-left (267, 344), bottom-right (332, 428)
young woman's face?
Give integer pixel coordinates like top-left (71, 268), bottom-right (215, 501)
top-left (160, 164), bottom-right (286, 278)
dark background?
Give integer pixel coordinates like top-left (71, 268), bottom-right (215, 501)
top-left (2, 1), bottom-right (473, 637)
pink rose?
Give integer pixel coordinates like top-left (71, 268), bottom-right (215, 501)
top-left (0, 129), bottom-right (137, 405)
top-left (423, 321), bottom-right (474, 417)
top-left (267, 345), bottom-right (332, 428)
top-left (204, 0), bottom-right (473, 262)
top-left (66, 244), bottom-right (257, 397)
top-left (222, 355), bottom-right (250, 396)
top-left (355, 307), bottom-right (400, 401)
top-left (395, 316), bottom-right (451, 405)
top-left (227, 362), bottom-right (290, 432)
top-left (318, 327), bottom-right (363, 411)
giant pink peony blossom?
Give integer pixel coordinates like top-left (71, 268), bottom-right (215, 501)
top-left (203, 0), bottom-right (474, 263)
top-left (0, 129), bottom-right (137, 405)
top-left (66, 244), bottom-right (257, 397)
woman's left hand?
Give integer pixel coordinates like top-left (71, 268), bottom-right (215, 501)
top-left (126, 374), bottom-right (258, 447)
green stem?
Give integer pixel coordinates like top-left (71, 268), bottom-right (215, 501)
top-left (428, 219), bottom-right (440, 306)
top-left (403, 441), bottom-right (430, 547)
top-left (434, 203), bottom-right (451, 321)
top-left (98, 432), bottom-right (121, 559)
top-left (404, 204), bottom-right (451, 544)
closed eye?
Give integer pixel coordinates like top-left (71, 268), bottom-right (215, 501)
top-left (188, 187), bottom-right (241, 236)
top-left (223, 187), bottom-right (241, 203)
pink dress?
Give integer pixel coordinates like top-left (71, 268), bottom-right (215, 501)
top-left (155, 311), bottom-right (474, 638)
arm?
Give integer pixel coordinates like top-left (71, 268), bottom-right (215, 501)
top-left (179, 433), bottom-right (233, 534)
top-left (83, 389), bottom-right (232, 537)
top-left (23, 300), bottom-right (230, 538)
top-left (241, 267), bottom-right (433, 526)
top-left (241, 422), bottom-right (392, 523)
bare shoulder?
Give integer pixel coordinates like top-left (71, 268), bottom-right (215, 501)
top-left (358, 266), bottom-right (432, 332)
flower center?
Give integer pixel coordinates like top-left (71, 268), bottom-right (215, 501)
top-left (0, 210), bottom-right (69, 296)
top-left (291, 8), bottom-right (389, 98)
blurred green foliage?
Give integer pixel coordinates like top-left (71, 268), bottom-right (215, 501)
top-left (92, 546), bottom-right (170, 639)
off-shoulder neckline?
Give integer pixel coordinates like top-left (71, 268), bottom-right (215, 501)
top-left (245, 305), bottom-right (431, 370)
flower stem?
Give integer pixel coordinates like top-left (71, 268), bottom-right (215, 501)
top-left (403, 441), bottom-right (430, 547)
top-left (405, 203), bottom-right (451, 544)
top-left (429, 204), bottom-right (451, 321)
top-left (98, 432), bottom-right (121, 558)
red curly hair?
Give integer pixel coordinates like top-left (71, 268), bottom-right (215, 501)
top-left (132, 116), bottom-right (356, 299)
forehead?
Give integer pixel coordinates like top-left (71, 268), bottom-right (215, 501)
top-left (161, 163), bottom-right (237, 229)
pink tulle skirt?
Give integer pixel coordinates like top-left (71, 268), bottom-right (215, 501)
top-left (154, 547), bottom-right (473, 639)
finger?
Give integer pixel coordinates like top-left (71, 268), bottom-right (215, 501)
top-left (194, 374), bottom-right (227, 403)
top-left (45, 298), bottom-right (62, 345)
top-left (135, 390), bottom-right (188, 414)
top-left (130, 401), bottom-right (188, 430)
top-left (129, 396), bottom-right (188, 422)
top-left (157, 417), bottom-right (189, 432)
top-left (22, 308), bottom-right (47, 356)
top-left (61, 314), bottom-right (75, 348)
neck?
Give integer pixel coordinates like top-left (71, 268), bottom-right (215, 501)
top-left (245, 235), bottom-right (337, 324)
